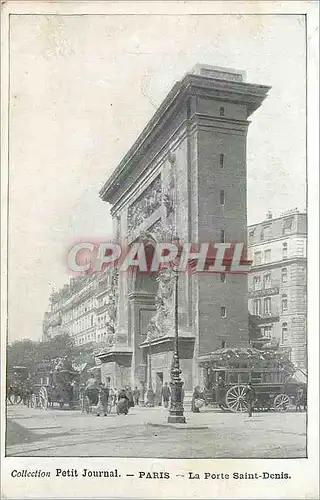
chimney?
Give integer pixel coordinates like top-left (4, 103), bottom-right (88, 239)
top-left (266, 210), bottom-right (273, 220)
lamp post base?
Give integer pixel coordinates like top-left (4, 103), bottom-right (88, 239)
top-left (167, 413), bottom-right (186, 424)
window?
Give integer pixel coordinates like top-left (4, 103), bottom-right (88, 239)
top-left (253, 275), bottom-right (261, 291)
top-left (296, 241), bottom-right (304, 256)
top-left (263, 297), bottom-right (272, 315)
top-left (220, 153), bottom-right (224, 168)
top-left (219, 106), bottom-right (225, 117)
top-left (254, 251), bottom-right (262, 265)
top-left (264, 249), bottom-right (271, 263)
top-left (221, 273), bottom-right (226, 283)
top-left (281, 322), bottom-right (288, 342)
top-left (281, 294), bottom-right (288, 312)
top-left (220, 307), bottom-right (226, 318)
top-left (282, 242), bottom-right (288, 259)
top-left (281, 268), bottom-right (288, 283)
top-left (220, 189), bottom-right (225, 206)
top-left (220, 229), bottom-right (225, 243)
top-left (263, 273), bottom-right (271, 289)
top-left (253, 299), bottom-right (261, 316)
top-left (263, 326), bottom-right (272, 338)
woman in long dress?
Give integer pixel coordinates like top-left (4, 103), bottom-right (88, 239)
top-left (117, 388), bottom-right (129, 415)
top-left (191, 386), bottom-right (203, 413)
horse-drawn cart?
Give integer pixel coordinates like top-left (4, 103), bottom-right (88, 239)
top-left (201, 347), bottom-right (306, 412)
top-left (6, 365), bottom-right (30, 405)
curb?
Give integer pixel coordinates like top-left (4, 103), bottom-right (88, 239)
top-left (146, 423), bottom-right (209, 430)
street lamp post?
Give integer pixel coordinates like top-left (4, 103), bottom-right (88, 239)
top-left (146, 340), bottom-right (155, 407)
top-left (167, 257), bottom-right (186, 424)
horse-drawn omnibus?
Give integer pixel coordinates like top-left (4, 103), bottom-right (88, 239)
top-left (200, 347), bottom-right (306, 412)
top-left (31, 358), bottom-right (80, 410)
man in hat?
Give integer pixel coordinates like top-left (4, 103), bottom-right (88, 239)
top-left (161, 382), bottom-right (171, 408)
top-left (244, 382), bottom-right (256, 417)
top-left (97, 382), bottom-right (109, 416)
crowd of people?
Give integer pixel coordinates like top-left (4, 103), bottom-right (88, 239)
top-left (80, 378), bottom-right (188, 416)
top-left (80, 378), bottom-right (143, 416)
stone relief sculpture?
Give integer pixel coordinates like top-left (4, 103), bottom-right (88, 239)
top-left (127, 176), bottom-right (162, 233)
top-left (115, 214), bottom-right (121, 241)
top-left (146, 219), bottom-right (164, 242)
top-left (162, 155), bottom-right (176, 235)
top-left (163, 165), bottom-right (175, 219)
top-left (104, 270), bottom-right (119, 348)
top-left (146, 266), bottom-right (175, 341)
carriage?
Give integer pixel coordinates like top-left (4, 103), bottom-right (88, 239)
top-left (200, 347), bottom-right (307, 412)
top-left (32, 359), bottom-right (80, 410)
top-left (6, 365), bottom-right (30, 405)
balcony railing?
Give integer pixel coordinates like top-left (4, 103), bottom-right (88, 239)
top-left (253, 309), bottom-right (280, 321)
top-left (249, 286), bottom-right (280, 298)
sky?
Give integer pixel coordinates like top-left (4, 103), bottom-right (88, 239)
top-left (8, 14), bottom-right (306, 342)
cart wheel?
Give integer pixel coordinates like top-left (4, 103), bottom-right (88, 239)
top-left (31, 394), bottom-right (37, 408)
top-left (225, 385), bottom-right (248, 412)
top-left (10, 394), bottom-right (23, 405)
top-left (39, 387), bottom-right (48, 410)
top-left (273, 393), bottom-right (291, 412)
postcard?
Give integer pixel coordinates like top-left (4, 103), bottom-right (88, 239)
top-left (1, 1), bottom-right (319, 499)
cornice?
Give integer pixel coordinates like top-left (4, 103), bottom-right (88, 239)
top-left (100, 73), bottom-right (270, 205)
top-left (250, 257), bottom-right (307, 272)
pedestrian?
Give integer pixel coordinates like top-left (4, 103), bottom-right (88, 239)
top-left (79, 384), bottom-right (86, 413)
top-left (97, 382), bottom-right (109, 416)
top-left (215, 375), bottom-right (226, 410)
top-left (133, 386), bottom-right (140, 406)
top-left (85, 376), bottom-right (99, 407)
top-left (295, 386), bottom-right (304, 412)
top-left (126, 386), bottom-right (134, 408)
top-left (191, 386), bottom-right (204, 413)
top-left (161, 382), bottom-right (171, 408)
top-left (244, 382), bottom-right (256, 417)
top-left (117, 388), bottom-right (129, 415)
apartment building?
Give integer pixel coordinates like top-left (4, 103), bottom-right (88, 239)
top-left (248, 209), bottom-right (307, 369)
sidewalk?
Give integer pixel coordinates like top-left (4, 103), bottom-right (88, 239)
top-left (6, 403), bottom-right (307, 458)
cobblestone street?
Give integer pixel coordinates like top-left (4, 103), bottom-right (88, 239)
top-left (6, 404), bottom-right (307, 459)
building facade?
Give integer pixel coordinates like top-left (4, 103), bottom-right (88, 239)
top-left (247, 209), bottom-right (307, 369)
top-left (43, 273), bottom-right (114, 347)
top-left (97, 64), bottom-right (270, 395)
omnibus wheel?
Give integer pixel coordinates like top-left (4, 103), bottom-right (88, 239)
top-left (225, 385), bottom-right (248, 412)
top-left (273, 393), bottom-right (291, 412)
top-left (39, 387), bottom-right (48, 410)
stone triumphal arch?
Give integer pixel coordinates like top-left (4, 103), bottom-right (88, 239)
top-left (96, 64), bottom-right (270, 399)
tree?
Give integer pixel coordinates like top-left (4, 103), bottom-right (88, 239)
top-left (7, 339), bottom-right (41, 376)
top-left (7, 334), bottom-right (76, 380)
top-left (38, 334), bottom-right (75, 362)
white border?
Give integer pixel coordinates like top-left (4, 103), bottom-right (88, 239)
top-left (1, 1), bottom-right (319, 499)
